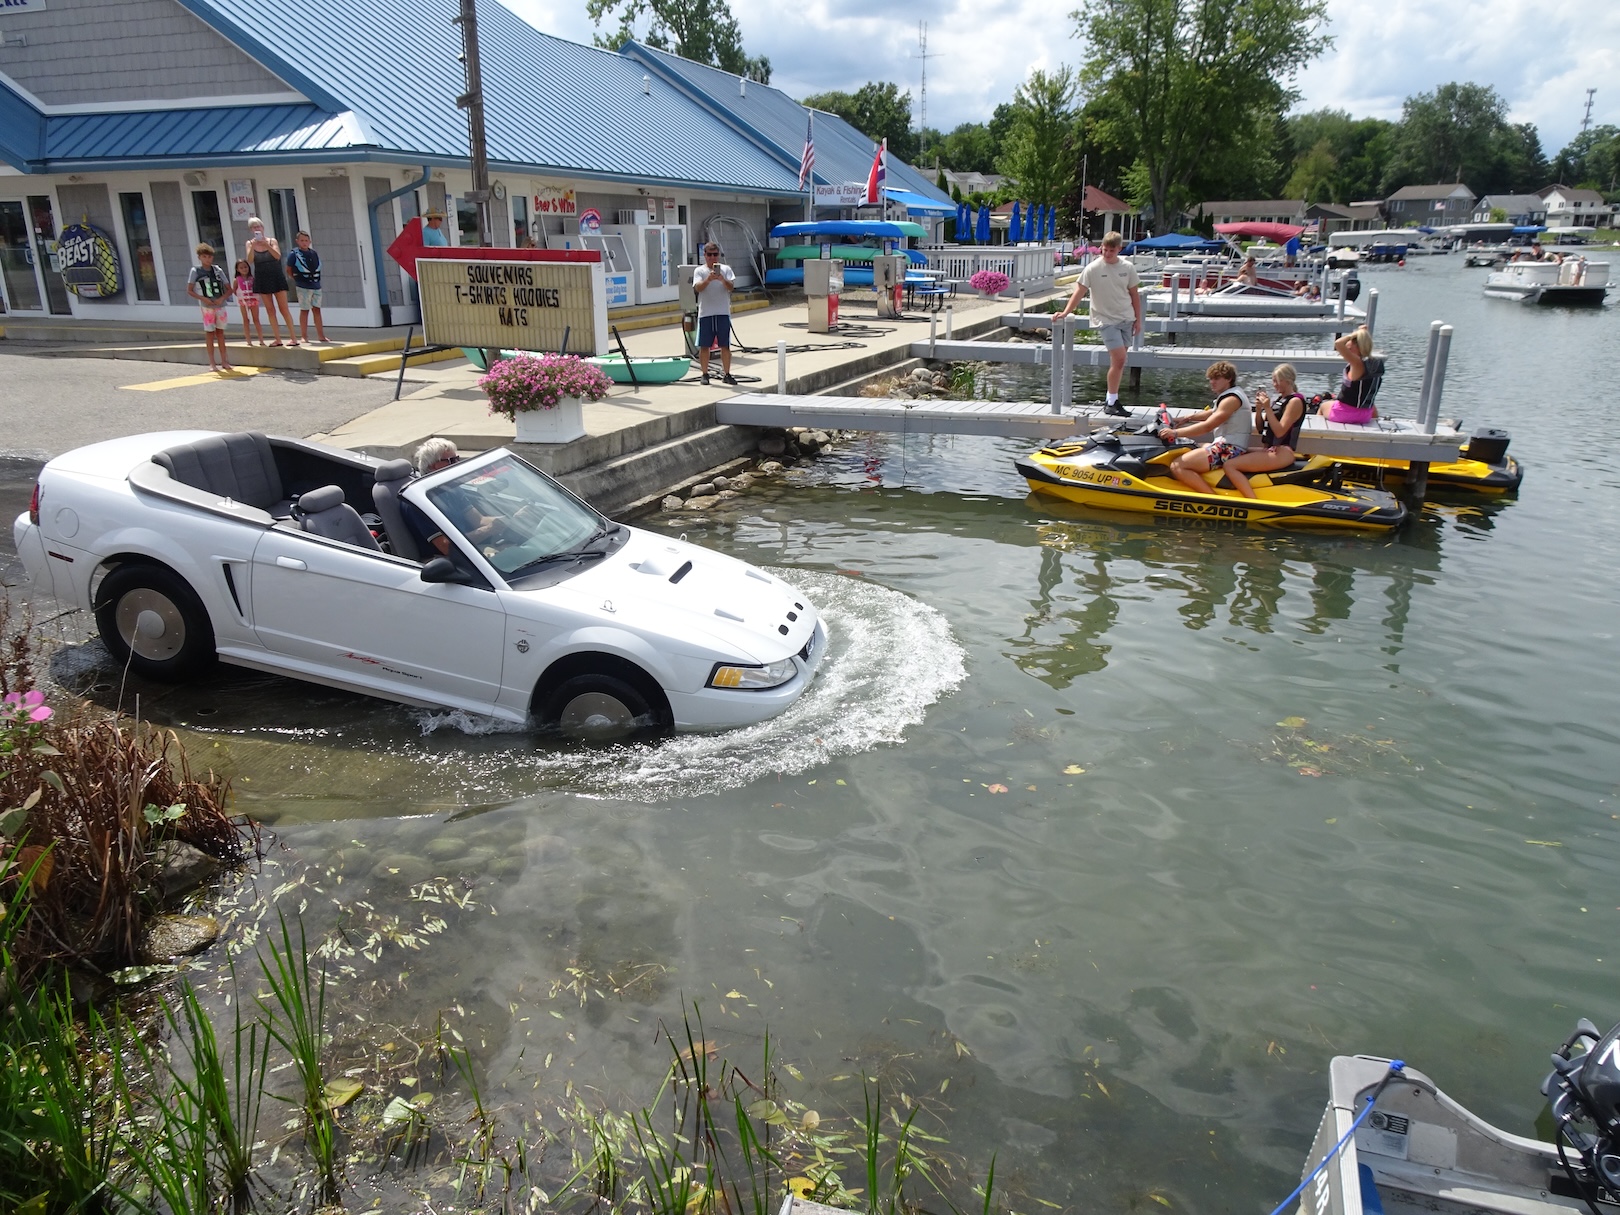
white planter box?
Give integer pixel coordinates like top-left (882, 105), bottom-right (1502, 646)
top-left (512, 396), bottom-right (586, 444)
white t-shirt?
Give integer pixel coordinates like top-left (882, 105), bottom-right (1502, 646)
top-left (694, 263), bottom-right (735, 318)
top-left (1079, 256), bottom-right (1140, 327)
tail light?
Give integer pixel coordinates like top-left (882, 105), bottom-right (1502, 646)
top-left (29, 482), bottom-right (41, 526)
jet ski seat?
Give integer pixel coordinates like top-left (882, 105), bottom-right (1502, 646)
top-left (153, 430), bottom-right (293, 516)
top-left (294, 485), bottom-right (380, 551)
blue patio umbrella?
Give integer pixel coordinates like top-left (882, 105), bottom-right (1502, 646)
top-left (1009, 201), bottom-right (1022, 244)
top-left (956, 202), bottom-right (972, 242)
top-left (1044, 205), bottom-right (1055, 242)
top-left (1025, 204), bottom-right (1038, 242)
top-left (976, 203), bottom-right (991, 244)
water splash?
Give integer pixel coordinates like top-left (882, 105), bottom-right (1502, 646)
top-left (421, 570), bottom-right (966, 799)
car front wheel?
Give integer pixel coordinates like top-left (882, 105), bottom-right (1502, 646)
top-left (536, 673), bottom-right (661, 742)
top-left (94, 564), bottom-right (216, 681)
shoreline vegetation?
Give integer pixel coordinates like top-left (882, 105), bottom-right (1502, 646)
top-left (1, 597), bottom-right (1010, 1213)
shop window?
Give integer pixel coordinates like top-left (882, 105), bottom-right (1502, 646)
top-left (513, 194), bottom-right (531, 247)
top-left (191, 190), bottom-right (226, 255)
top-left (456, 196), bottom-right (480, 245)
top-left (119, 192), bottom-right (162, 301)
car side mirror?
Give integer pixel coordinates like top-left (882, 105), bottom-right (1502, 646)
top-left (419, 556), bottom-right (473, 585)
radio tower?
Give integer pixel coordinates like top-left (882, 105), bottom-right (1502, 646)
top-left (914, 21), bottom-right (940, 136)
top-left (1581, 88), bottom-right (1597, 133)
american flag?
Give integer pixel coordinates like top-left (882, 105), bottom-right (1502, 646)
top-left (798, 113), bottom-right (815, 190)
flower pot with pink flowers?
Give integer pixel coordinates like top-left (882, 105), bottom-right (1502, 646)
top-left (480, 352), bottom-right (613, 444)
top-left (968, 269), bottom-right (1011, 298)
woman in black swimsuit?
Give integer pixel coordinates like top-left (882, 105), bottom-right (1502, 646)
top-left (1221, 362), bottom-right (1308, 499)
top-left (244, 217), bottom-right (297, 346)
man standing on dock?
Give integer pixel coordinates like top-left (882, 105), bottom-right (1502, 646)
top-left (694, 242), bottom-right (737, 387)
top-left (1054, 231), bottom-right (1142, 416)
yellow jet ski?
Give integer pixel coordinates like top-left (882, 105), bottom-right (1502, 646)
top-left (1015, 426), bottom-right (1408, 531)
top-left (1332, 426), bottom-right (1523, 494)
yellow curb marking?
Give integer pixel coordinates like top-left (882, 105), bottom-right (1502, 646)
top-left (120, 367), bottom-right (265, 392)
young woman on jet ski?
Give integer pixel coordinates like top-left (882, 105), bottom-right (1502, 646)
top-left (1213, 362), bottom-right (1309, 495)
top-left (1159, 361), bottom-right (1259, 496)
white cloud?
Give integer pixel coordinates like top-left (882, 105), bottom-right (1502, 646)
top-left (503, 0), bottom-right (1620, 155)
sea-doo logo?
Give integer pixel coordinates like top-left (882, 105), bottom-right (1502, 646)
top-left (1155, 499), bottom-right (1250, 520)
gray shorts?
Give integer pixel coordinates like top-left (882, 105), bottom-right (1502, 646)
top-left (1094, 319), bottom-right (1133, 350)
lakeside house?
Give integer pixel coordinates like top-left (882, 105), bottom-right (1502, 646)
top-left (1079, 185), bottom-right (1133, 239)
top-left (1386, 184), bottom-right (1476, 224)
top-left (1472, 194), bottom-right (1548, 225)
top-left (0, 0), bottom-right (950, 327)
top-left (1537, 185), bottom-right (1617, 229)
top-left (941, 169), bottom-right (1005, 198)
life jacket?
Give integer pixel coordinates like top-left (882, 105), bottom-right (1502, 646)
top-left (194, 264), bottom-right (227, 300)
top-left (1340, 353), bottom-right (1384, 410)
top-left (1260, 392), bottom-right (1306, 448)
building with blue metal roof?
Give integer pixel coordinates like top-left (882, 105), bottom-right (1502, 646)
top-left (0, 0), bottom-right (950, 327)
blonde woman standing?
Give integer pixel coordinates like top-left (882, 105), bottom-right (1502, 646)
top-left (244, 217), bottom-right (297, 346)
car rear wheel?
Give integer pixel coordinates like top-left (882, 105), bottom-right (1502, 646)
top-left (537, 673), bottom-right (659, 743)
top-left (94, 564), bottom-right (216, 681)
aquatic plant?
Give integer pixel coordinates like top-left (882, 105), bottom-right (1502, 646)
top-left (260, 910), bottom-right (339, 1199)
top-left (482, 352), bottom-right (614, 416)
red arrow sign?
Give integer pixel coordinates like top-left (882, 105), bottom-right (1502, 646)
top-left (387, 217), bottom-right (601, 281)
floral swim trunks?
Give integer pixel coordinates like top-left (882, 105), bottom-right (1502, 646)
top-left (1206, 438), bottom-right (1247, 468)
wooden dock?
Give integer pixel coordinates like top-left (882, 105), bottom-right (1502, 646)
top-left (715, 393), bottom-right (1466, 463)
top-left (909, 338), bottom-right (1348, 375)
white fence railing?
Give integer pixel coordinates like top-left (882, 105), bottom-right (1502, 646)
top-left (921, 245), bottom-right (1056, 290)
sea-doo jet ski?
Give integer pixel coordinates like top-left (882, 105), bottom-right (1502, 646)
top-left (1015, 423), bottom-right (1408, 531)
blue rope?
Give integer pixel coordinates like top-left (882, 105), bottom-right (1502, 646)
top-left (1266, 1061), bottom-right (1405, 1215)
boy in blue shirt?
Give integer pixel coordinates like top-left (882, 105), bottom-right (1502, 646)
top-left (285, 231), bottom-right (328, 343)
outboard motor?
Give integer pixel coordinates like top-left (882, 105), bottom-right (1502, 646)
top-left (1543, 1019), bottom-right (1620, 1201)
top-left (1340, 270), bottom-right (1361, 302)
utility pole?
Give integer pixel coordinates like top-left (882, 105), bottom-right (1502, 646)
top-left (913, 21), bottom-right (939, 139)
top-left (1581, 88), bottom-right (1597, 134)
top-left (454, 0), bottom-right (491, 246)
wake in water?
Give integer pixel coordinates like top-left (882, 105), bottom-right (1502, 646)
top-left (417, 569), bottom-right (966, 799)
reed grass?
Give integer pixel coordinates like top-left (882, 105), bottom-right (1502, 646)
top-left (259, 909), bottom-right (338, 1199)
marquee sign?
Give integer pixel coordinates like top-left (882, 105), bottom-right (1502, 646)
top-left (57, 221), bottom-right (123, 298)
top-left (418, 257), bottom-right (606, 354)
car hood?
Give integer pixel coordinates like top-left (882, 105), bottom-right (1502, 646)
top-left (512, 529), bottom-right (817, 664)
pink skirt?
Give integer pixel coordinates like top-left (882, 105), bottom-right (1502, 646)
top-left (1322, 400), bottom-right (1375, 424)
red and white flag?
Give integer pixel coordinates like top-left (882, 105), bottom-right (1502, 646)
top-left (798, 113), bottom-right (815, 190)
top-left (864, 138), bottom-right (887, 205)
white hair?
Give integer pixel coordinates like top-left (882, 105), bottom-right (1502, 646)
top-left (413, 436), bottom-right (459, 473)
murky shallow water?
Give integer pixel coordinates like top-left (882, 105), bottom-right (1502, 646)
top-left (11, 259), bottom-right (1620, 1209)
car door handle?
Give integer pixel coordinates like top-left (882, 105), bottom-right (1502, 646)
top-left (276, 556), bottom-right (307, 570)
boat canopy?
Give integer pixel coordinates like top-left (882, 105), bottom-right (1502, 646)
top-left (1213, 221), bottom-right (1306, 241)
top-left (882, 188), bottom-right (955, 217)
top-left (1514, 225), bottom-right (1548, 234)
top-left (770, 220), bottom-right (928, 239)
top-left (1125, 233), bottom-right (1226, 252)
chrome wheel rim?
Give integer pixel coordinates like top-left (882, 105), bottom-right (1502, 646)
top-left (115, 588), bottom-right (186, 661)
top-left (558, 691), bottom-right (638, 740)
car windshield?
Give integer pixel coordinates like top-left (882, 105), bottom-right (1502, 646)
top-left (425, 456), bottom-right (604, 578)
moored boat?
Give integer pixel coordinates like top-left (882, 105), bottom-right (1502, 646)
top-left (1483, 258), bottom-right (1610, 305)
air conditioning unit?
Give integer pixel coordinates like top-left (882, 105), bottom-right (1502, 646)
top-left (616, 210), bottom-right (650, 226)
top-left (182, 171), bottom-right (208, 187)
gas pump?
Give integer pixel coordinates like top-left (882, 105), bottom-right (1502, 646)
top-left (804, 258), bottom-right (843, 334)
top-left (677, 263), bottom-right (699, 355)
top-left (872, 254), bottom-right (906, 319)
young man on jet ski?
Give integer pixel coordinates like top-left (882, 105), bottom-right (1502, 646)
top-left (1158, 361), bottom-right (1259, 496)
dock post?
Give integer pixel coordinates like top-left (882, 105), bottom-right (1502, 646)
top-left (1336, 283), bottom-right (1347, 322)
top-left (1019, 288), bottom-right (1026, 322)
top-left (1065, 318), bottom-right (1077, 409)
top-left (1169, 277), bottom-right (1179, 321)
top-left (1364, 287), bottom-right (1379, 336)
top-left (1416, 320), bottom-right (1443, 424)
top-left (930, 313), bottom-right (938, 359)
top-left (777, 340), bottom-right (787, 395)
top-left (1049, 322), bottom-right (1061, 412)
top-left (946, 304), bottom-right (954, 340)
top-left (1425, 325), bottom-right (1453, 434)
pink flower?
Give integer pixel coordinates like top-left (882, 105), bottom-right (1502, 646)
top-left (479, 352), bottom-right (613, 418)
top-left (2, 689), bottom-right (52, 724)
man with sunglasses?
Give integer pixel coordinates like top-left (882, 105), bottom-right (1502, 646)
top-left (693, 242), bottom-right (738, 387)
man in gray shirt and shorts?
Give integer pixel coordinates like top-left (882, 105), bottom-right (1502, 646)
top-left (1054, 231), bottom-right (1143, 416)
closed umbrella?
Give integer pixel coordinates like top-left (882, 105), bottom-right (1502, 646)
top-left (976, 203), bottom-right (991, 244)
top-left (1008, 201), bottom-right (1022, 245)
top-left (956, 202), bottom-right (971, 242)
top-left (1044, 206), bottom-right (1055, 242)
top-left (1025, 205), bottom-right (1038, 243)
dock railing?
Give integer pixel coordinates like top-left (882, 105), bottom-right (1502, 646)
top-left (921, 245), bottom-right (1056, 292)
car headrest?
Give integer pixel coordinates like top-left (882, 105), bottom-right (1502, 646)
top-left (373, 458), bottom-right (413, 485)
top-left (298, 485), bottom-right (346, 513)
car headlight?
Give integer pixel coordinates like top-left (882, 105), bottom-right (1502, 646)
top-left (707, 657), bottom-right (798, 690)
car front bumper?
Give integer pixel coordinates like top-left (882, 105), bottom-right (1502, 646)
top-left (668, 619), bottom-right (828, 731)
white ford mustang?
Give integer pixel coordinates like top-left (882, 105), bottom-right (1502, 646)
top-left (12, 431), bottom-right (825, 736)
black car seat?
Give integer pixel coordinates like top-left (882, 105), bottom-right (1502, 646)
top-left (370, 459), bottom-right (424, 560)
top-left (294, 485), bottom-right (380, 550)
top-left (153, 431), bottom-right (291, 515)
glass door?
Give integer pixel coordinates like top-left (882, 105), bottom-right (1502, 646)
top-left (117, 192), bottom-right (163, 301)
top-left (0, 200), bottom-right (44, 312)
top-left (27, 196), bottom-right (72, 314)
top-left (267, 188), bottom-right (300, 249)
top-left (191, 190), bottom-right (227, 253)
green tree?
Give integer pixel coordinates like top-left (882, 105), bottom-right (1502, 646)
top-left (1552, 125), bottom-right (1619, 192)
top-left (587, 0), bottom-right (770, 82)
top-left (1072, 0), bottom-right (1330, 228)
top-left (1282, 110), bottom-right (1395, 202)
top-left (1284, 139), bottom-right (1338, 203)
top-left (937, 122), bottom-right (999, 174)
top-left (1382, 83), bottom-right (1543, 194)
top-left (996, 67), bottom-right (1078, 205)
top-left (801, 82), bottom-right (917, 162)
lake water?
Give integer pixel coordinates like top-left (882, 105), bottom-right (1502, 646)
top-left (11, 257), bottom-right (1620, 1209)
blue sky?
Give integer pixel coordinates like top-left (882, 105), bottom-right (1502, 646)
top-left (509, 0), bottom-right (1620, 159)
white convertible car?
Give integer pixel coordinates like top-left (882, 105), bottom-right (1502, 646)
top-left (12, 431), bottom-right (825, 736)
